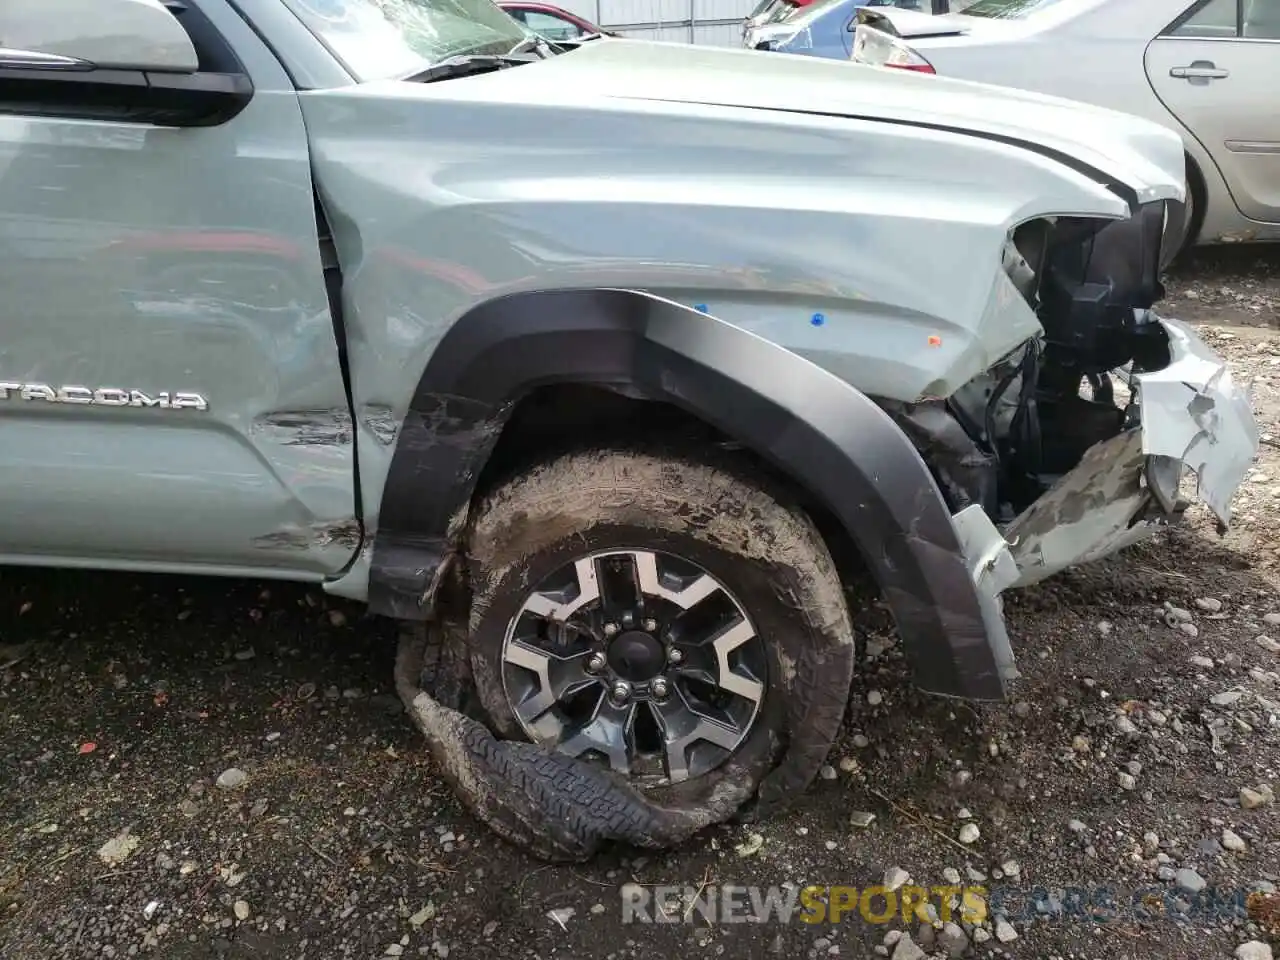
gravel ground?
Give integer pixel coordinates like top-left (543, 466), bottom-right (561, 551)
top-left (3, 246), bottom-right (1280, 960)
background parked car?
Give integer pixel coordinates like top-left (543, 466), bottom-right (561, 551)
top-left (743, 0), bottom-right (942, 55)
top-left (849, 0), bottom-right (1280, 261)
top-left (498, 1), bottom-right (615, 40)
top-left (744, 0), bottom-right (827, 35)
top-left (743, 0), bottom-right (975, 49)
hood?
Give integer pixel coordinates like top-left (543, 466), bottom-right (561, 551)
top-left (854, 7), bottom-right (973, 37)
top-left (491, 39), bottom-right (1184, 207)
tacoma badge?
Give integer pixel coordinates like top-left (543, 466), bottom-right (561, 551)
top-left (0, 382), bottom-right (208, 410)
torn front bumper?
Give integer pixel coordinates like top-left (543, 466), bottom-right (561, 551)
top-left (952, 314), bottom-right (1258, 653)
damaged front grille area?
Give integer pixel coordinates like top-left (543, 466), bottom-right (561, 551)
top-left (866, 191), bottom-right (1254, 702)
top-left (895, 201), bottom-right (1181, 528)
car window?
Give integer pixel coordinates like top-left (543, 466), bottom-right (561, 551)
top-left (1166, 0), bottom-right (1239, 36)
top-left (955, 0), bottom-right (1071, 18)
top-left (521, 9), bottom-right (586, 38)
top-left (756, 0), bottom-right (803, 25)
top-left (1165, 0), bottom-right (1280, 38)
top-left (779, 0), bottom-right (844, 23)
top-left (780, 0), bottom-right (917, 26)
top-left (1245, 0), bottom-right (1280, 37)
top-left (280, 0), bottom-right (531, 81)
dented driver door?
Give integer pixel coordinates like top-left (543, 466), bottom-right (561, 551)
top-left (0, 0), bottom-right (359, 576)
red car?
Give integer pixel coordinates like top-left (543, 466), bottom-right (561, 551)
top-left (497, 2), bottom-right (616, 41)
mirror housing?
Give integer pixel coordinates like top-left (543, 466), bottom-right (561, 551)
top-left (0, 0), bottom-right (199, 73)
top-left (0, 0), bottom-right (252, 127)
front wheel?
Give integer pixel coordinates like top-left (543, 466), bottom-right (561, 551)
top-left (1161, 171), bottom-right (1199, 272)
top-left (433, 446), bottom-right (856, 854)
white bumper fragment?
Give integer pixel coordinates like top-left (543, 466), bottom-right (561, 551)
top-left (956, 315), bottom-right (1259, 591)
top-left (951, 503), bottom-right (1022, 680)
top-left (1133, 317), bottom-right (1258, 527)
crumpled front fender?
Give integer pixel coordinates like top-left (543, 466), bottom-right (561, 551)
top-left (366, 287), bottom-right (1015, 702)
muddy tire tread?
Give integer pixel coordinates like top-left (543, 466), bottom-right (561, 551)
top-left (396, 444), bottom-right (857, 860)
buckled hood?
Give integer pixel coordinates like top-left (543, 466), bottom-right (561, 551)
top-left (496, 39), bottom-right (1185, 207)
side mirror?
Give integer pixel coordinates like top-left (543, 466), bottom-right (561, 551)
top-left (0, 0), bottom-right (252, 127)
top-left (0, 0), bottom-right (199, 73)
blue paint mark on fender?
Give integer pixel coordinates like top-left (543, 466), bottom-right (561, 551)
top-left (811, 312), bottom-right (826, 327)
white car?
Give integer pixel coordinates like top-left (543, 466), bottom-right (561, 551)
top-left (851, 0), bottom-right (1280, 261)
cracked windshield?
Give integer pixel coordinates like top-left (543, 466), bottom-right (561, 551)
top-left (283, 0), bottom-right (530, 79)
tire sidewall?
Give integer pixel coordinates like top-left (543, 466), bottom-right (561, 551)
top-left (462, 450), bottom-right (851, 812)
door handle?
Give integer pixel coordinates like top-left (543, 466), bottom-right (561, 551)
top-left (1170, 60), bottom-right (1229, 82)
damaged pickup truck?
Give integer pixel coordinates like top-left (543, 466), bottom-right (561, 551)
top-left (0, 0), bottom-right (1258, 860)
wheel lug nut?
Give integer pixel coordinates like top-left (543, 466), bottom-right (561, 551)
top-left (651, 677), bottom-right (670, 699)
top-left (643, 618), bottom-right (657, 632)
top-left (603, 622), bottom-right (619, 637)
top-left (611, 680), bottom-right (632, 703)
top-left (586, 652), bottom-right (606, 674)
top-left (667, 647), bottom-right (684, 665)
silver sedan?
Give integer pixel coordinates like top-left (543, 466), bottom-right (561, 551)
top-left (851, 0), bottom-right (1280, 261)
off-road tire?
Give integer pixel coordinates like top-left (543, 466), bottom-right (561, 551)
top-left (411, 446), bottom-right (856, 856)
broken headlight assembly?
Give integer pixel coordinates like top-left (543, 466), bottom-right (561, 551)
top-left (948, 201), bottom-right (1182, 522)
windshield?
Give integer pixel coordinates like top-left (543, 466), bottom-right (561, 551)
top-left (281, 0), bottom-right (532, 80)
top-left (955, 0), bottom-right (1070, 17)
top-left (750, 0), bottom-right (803, 26)
top-left (778, 0), bottom-right (842, 22)
top-left (783, 0), bottom-right (915, 23)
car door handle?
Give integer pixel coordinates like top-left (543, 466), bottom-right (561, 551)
top-left (1170, 61), bottom-right (1229, 80)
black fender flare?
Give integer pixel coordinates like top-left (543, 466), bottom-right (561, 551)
top-left (368, 287), bottom-right (1008, 701)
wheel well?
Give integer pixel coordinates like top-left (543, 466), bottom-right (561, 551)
top-left (470, 383), bottom-right (872, 593)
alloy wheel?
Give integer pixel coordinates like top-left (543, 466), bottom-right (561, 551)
top-left (500, 548), bottom-right (767, 784)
